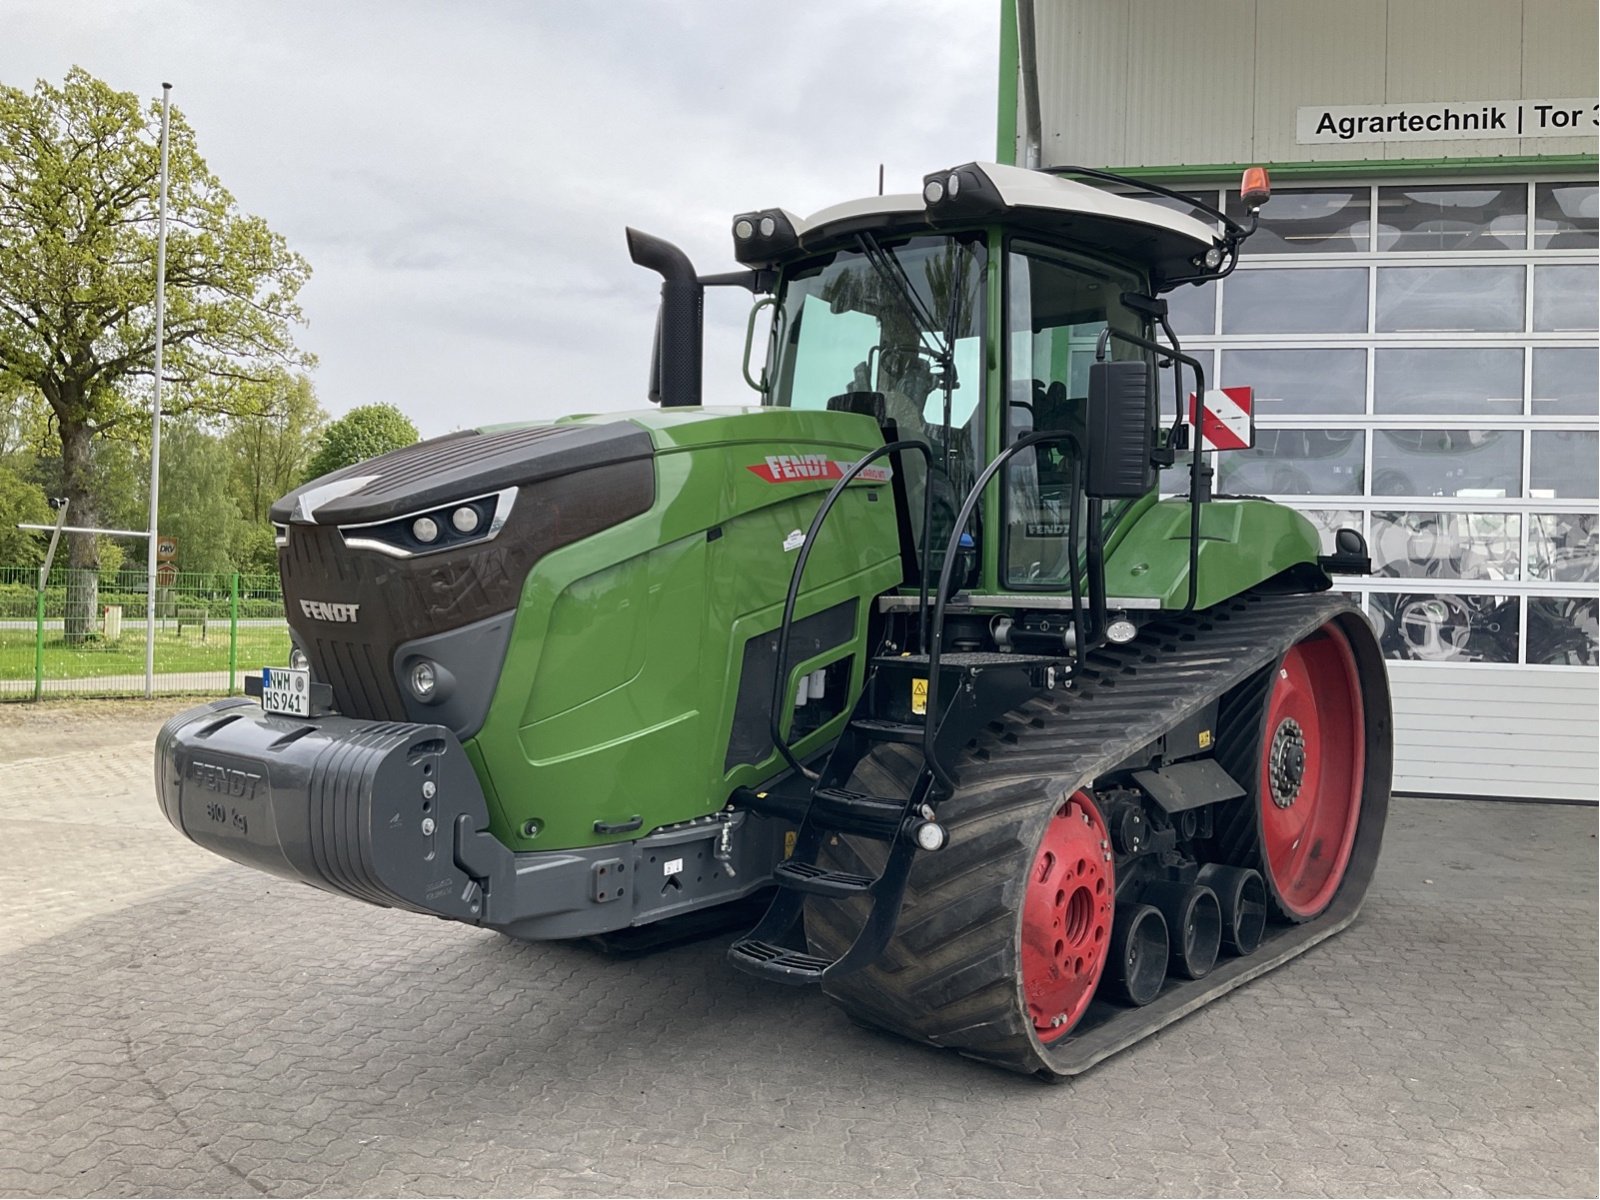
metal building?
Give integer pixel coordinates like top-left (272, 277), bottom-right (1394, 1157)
top-left (1000, 0), bottom-right (1597, 800)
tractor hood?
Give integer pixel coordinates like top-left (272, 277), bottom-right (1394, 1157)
top-left (270, 420), bottom-right (656, 727)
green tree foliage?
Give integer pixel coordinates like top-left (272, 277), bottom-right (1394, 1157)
top-left (157, 418), bottom-right (243, 576)
top-left (225, 372), bottom-right (326, 520)
top-left (0, 463), bottom-right (52, 566)
top-left (0, 68), bottom-right (310, 635)
top-left (304, 403), bottom-right (419, 481)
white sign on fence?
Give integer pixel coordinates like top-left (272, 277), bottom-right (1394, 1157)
top-left (1298, 99), bottom-right (1598, 144)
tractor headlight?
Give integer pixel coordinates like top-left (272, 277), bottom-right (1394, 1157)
top-left (338, 488), bottom-right (516, 558)
top-left (1203, 246), bottom-right (1225, 270)
top-left (289, 647), bottom-right (310, 672)
top-left (409, 660), bottom-right (437, 700)
top-left (923, 179), bottom-right (945, 204)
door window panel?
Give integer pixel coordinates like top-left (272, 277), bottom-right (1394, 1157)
top-left (1527, 513), bottom-right (1598, 583)
top-left (1372, 347), bottom-right (1524, 416)
top-left (1371, 511), bottom-right (1520, 581)
top-left (1222, 268), bottom-right (1368, 334)
top-left (1529, 431), bottom-right (1599, 499)
top-left (1372, 592), bottom-right (1519, 663)
top-left (1371, 429), bottom-right (1522, 498)
top-left (1534, 182), bottom-right (1599, 249)
top-left (1225, 187), bottom-right (1369, 254)
top-left (1216, 429), bottom-right (1364, 496)
top-left (1221, 348), bottom-right (1366, 416)
top-left (1375, 184), bottom-right (1526, 252)
top-left (1533, 265), bottom-right (1599, 332)
top-left (1004, 245), bottom-right (1144, 588)
top-left (1531, 348), bottom-right (1599, 416)
top-left (1374, 266), bottom-right (1525, 332)
top-left (1527, 596), bottom-right (1599, 666)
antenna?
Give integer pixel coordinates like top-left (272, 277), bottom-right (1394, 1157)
top-left (878, 164), bottom-right (884, 196)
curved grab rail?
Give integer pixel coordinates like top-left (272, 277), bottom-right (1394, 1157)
top-left (922, 429), bottom-right (1085, 797)
top-left (768, 439), bottom-right (935, 781)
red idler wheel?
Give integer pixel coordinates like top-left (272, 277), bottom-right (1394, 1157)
top-left (1020, 790), bottom-right (1114, 1041)
top-left (1256, 622), bottom-right (1365, 920)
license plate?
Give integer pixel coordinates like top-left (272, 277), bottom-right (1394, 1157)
top-left (261, 666), bottom-right (311, 717)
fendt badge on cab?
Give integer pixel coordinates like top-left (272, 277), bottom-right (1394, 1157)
top-left (299, 599), bottom-right (360, 623)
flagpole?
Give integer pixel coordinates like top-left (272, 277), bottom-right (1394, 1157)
top-left (144, 82), bottom-right (171, 698)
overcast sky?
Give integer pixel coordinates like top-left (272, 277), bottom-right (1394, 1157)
top-left (1, 1), bottom-right (1000, 436)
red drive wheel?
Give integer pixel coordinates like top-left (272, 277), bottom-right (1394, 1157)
top-left (1257, 622), bottom-right (1365, 920)
top-left (1021, 790), bottom-right (1114, 1041)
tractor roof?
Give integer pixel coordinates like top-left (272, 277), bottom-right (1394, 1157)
top-left (732, 161), bottom-right (1222, 291)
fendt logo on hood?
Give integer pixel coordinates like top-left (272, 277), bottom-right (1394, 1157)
top-left (300, 599), bottom-right (361, 623)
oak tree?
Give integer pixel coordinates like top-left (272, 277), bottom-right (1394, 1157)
top-left (0, 68), bottom-right (310, 635)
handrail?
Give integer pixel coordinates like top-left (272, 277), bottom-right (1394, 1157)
top-left (922, 428), bottom-right (1085, 797)
top-left (768, 439), bottom-right (935, 781)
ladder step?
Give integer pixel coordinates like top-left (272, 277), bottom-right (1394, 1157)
top-left (849, 717), bottom-right (925, 744)
top-left (772, 860), bottom-right (875, 897)
top-left (728, 938), bottom-right (834, 984)
top-left (812, 787), bottom-right (906, 840)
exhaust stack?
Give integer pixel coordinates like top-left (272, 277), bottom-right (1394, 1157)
top-left (626, 228), bottom-right (703, 407)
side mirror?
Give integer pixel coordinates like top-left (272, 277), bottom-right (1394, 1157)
top-left (1084, 361), bottom-right (1156, 499)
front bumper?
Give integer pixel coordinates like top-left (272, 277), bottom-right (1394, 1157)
top-left (155, 700), bottom-right (788, 939)
top-left (156, 699), bottom-right (491, 920)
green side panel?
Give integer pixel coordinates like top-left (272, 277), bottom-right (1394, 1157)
top-left (1103, 498), bottom-right (1323, 611)
top-left (468, 407), bottom-right (904, 853)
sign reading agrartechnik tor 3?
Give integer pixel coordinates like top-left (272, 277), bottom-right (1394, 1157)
top-left (1298, 97), bottom-right (1598, 143)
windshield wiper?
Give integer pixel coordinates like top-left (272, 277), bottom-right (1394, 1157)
top-left (854, 234), bottom-right (953, 379)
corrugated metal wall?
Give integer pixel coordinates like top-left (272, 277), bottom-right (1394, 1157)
top-left (1019, 0), bottom-right (1598, 169)
top-left (1388, 664), bottom-right (1597, 800)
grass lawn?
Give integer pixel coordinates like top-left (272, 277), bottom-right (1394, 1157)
top-left (0, 623), bottom-right (292, 682)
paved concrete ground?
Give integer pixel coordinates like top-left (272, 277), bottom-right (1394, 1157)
top-left (2, 700), bottom-right (1596, 1198)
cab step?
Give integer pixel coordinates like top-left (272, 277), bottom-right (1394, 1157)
top-left (848, 717), bottom-right (925, 743)
top-left (772, 860), bottom-right (874, 897)
top-left (728, 938), bottom-right (831, 983)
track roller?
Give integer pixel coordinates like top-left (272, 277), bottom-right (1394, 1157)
top-left (1105, 902), bottom-right (1168, 1005)
top-left (1196, 863), bottom-right (1267, 956)
top-left (1139, 881), bottom-right (1221, 980)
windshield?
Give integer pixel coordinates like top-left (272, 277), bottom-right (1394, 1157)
top-left (768, 234), bottom-right (987, 584)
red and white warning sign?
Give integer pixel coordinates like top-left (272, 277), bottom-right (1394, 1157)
top-left (1187, 387), bottom-right (1255, 452)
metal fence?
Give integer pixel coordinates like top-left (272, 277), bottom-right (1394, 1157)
top-left (0, 566), bottom-right (289, 700)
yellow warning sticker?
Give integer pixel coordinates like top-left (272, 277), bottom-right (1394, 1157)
top-left (911, 677), bottom-right (928, 716)
top-left (1198, 729), bottom-right (1213, 749)
top-left (784, 830), bottom-right (797, 857)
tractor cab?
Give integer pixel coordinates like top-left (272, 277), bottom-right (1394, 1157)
top-left (722, 162), bottom-right (1269, 627)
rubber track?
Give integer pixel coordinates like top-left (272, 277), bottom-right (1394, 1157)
top-left (805, 590), bottom-right (1391, 1077)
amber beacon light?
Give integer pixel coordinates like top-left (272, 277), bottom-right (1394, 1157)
top-left (1240, 166), bottom-right (1272, 211)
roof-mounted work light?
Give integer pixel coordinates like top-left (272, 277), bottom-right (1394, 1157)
top-left (731, 208), bottom-right (800, 267)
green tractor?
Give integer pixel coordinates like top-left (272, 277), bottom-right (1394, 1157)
top-left (156, 162), bottom-right (1391, 1077)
